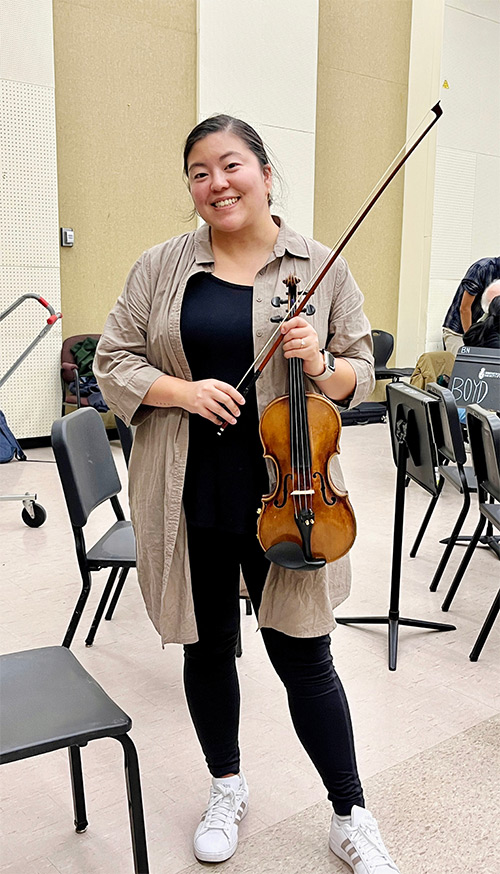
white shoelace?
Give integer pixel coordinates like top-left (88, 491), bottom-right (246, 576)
top-left (347, 817), bottom-right (398, 871)
top-left (201, 785), bottom-right (238, 836)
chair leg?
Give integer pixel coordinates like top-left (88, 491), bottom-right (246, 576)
top-left (429, 489), bottom-right (471, 592)
top-left (68, 745), bottom-right (88, 833)
top-left (105, 567), bottom-right (130, 621)
top-left (63, 572), bottom-right (92, 648)
top-left (115, 734), bottom-right (149, 874)
top-left (469, 589), bottom-right (500, 662)
top-left (441, 515), bottom-right (487, 612)
top-left (410, 476), bottom-right (445, 558)
top-left (85, 567), bottom-right (120, 647)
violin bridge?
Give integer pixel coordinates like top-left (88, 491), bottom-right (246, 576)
top-left (290, 489), bottom-right (314, 495)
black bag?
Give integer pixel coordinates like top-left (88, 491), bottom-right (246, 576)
top-left (0, 410), bottom-right (27, 462)
top-left (341, 402), bottom-right (387, 426)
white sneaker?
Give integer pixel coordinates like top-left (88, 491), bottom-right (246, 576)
top-left (329, 805), bottom-right (400, 873)
top-left (193, 773), bottom-right (249, 863)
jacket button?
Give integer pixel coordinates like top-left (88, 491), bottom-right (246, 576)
top-left (256, 330), bottom-right (263, 337)
top-left (256, 296), bottom-right (262, 302)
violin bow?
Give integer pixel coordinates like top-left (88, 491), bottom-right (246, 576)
top-left (217, 101), bottom-right (442, 435)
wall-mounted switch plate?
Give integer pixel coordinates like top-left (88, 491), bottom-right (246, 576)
top-left (60, 228), bottom-right (74, 247)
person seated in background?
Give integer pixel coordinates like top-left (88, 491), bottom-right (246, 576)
top-left (462, 280), bottom-right (500, 350)
top-left (442, 256), bottom-right (500, 355)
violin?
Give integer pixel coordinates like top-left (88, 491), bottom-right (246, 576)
top-left (257, 276), bottom-right (356, 570)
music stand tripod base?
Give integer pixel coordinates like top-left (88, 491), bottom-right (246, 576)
top-left (336, 613), bottom-right (455, 672)
top-left (336, 384), bottom-right (456, 671)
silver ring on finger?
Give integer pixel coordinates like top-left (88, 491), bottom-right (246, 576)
top-left (300, 338), bottom-right (305, 348)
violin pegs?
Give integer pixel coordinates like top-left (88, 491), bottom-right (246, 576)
top-left (270, 315), bottom-right (284, 323)
top-left (304, 304), bottom-right (316, 316)
top-left (271, 296), bottom-right (288, 308)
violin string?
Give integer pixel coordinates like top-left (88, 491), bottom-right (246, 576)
top-left (300, 363), bottom-right (313, 513)
top-left (290, 356), bottom-right (299, 515)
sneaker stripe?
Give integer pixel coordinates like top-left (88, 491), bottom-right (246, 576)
top-left (341, 839), bottom-right (351, 851)
top-left (352, 855), bottom-right (361, 866)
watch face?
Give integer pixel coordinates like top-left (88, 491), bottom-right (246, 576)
top-left (324, 351), bottom-right (335, 372)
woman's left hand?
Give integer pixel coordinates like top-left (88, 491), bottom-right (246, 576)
top-left (281, 316), bottom-right (324, 377)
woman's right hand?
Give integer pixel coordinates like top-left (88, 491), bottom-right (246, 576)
top-left (181, 379), bottom-right (245, 425)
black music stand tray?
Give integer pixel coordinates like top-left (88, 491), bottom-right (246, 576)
top-left (336, 383), bottom-right (456, 670)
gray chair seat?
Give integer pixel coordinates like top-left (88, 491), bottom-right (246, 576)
top-left (0, 646), bottom-right (131, 762)
top-left (87, 520), bottom-right (136, 567)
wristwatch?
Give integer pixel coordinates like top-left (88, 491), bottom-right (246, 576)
top-left (308, 349), bottom-right (336, 382)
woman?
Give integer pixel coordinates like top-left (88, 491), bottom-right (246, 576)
top-left (95, 115), bottom-right (400, 874)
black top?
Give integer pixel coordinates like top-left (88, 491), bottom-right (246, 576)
top-left (180, 272), bottom-right (269, 534)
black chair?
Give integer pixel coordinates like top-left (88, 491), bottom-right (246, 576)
top-left (372, 329), bottom-right (414, 382)
top-left (0, 645), bottom-right (148, 872)
top-left (51, 407), bottom-right (136, 648)
top-left (372, 330), bottom-right (414, 382)
top-left (410, 383), bottom-right (478, 591)
top-left (441, 405), bottom-right (500, 662)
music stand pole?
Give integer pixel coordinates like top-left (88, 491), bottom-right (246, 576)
top-left (336, 418), bottom-right (456, 671)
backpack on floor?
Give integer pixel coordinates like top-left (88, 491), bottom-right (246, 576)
top-left (0, 410), bottom-right (27, 463)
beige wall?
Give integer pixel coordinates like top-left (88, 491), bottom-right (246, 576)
top-left (315, 0), bottom-right (412, 355)
top-left (53, 0), bottom-right (197, 339)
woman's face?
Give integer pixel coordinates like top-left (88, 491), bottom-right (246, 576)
top-left (186, 131), bottom-right (272, 234)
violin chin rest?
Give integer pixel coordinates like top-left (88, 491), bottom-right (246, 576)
top-left (264, 542), bottom-right (326, 571)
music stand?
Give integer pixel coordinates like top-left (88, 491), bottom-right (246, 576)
top-left (336, 382), bottom-right (456, 670)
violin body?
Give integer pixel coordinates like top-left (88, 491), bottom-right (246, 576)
top-left (257, 391), bottom-right (356, 567)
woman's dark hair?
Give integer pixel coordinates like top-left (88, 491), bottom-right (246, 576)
top-left (463, 294), bottom-right (500, 349)
top-left (183, 114), bottom-right (271, 177)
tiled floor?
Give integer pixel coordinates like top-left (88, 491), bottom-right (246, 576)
top-left (1, 421), bottom-right (498, 873)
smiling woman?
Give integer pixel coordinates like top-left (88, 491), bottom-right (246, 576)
top-left (93, 115), bottom-right (400, 873)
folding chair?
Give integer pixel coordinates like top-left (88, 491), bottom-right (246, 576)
top-left (0, 645), bottom-right (148, 873)
top-left (441, 405), bottom-right (500, 660)
top-left (51, 407), bottom-right (135, 648)
top-left (410, 382), bottom-right (477, 591)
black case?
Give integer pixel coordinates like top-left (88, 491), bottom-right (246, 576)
top-left (340, 402), bottom-right (387, 426)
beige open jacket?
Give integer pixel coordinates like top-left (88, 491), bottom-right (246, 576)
top-left (94, 218), bottom-right (374, 645)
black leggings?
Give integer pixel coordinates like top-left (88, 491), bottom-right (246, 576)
top-left (183, 525), bottom-right (364, 815)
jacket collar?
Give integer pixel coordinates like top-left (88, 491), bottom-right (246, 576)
top-left (193, 216), bottom-right (311, 265)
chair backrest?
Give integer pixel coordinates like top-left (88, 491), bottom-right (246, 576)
top-left (372, 330), bottom-right (394, 369)
top-left (51, 407), bottom-right (122, 527)
top-left (466, 405), bottom-right (500, 503)
top-left (426, 382), bottom-right (467, 466)
top-left (61, 334), bottom-right (101, 384)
